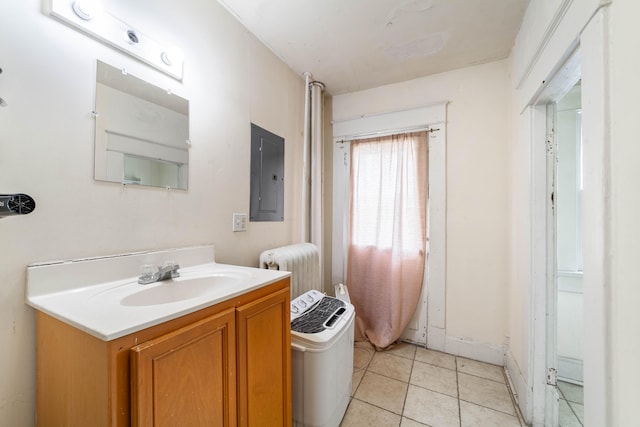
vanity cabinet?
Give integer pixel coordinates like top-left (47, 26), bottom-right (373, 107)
top-left (130, 309), bottom-right (236, 426)
top-left (236, 288), bottom-right (291, 426)
top-left (35, 278), bottom-right (291, 427)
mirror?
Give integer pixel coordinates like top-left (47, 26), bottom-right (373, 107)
top-left (94, 61), bottom-right (189, 190)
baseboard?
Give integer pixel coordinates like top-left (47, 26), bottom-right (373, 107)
top-left (505, 348), bottom-right (532, 425)
top-left (557, 355), bottom-right (583, 384)
top-left (443, 335), bottom-right (505, 366)
top-left (427, 325), bottom-right (445, 352)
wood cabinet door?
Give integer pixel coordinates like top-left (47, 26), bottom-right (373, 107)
top-left (236, 287), bottom-right (291, 427)
top-left (130, 308), bottom-right (236, 427)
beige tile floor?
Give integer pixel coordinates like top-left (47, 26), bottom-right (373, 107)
top-left (340, 342), bottom-right (524, 427)
top-left (558, 381), bottom-right (584, 427)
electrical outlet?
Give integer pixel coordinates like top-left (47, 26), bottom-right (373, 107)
top-left (232, 213), bottom-right (248, 232)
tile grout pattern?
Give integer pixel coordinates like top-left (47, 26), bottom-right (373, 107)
top-left (340, 342), bottom-right (525, 427)
top-left (558, 380), bottom-right (584, 427)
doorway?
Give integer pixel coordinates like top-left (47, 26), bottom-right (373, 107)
top-left (528, 9), bottom-right (610, 427)
top-left (331, 103), bottom-right (447, 351)
top-left (539, 71), bottom-right (583, 427)
top-left (347, 131), bottom-right (428, 348)
top-left (553, 82), bottom-right (585, 426)
top-left (528, 48), bottom-right (582, 427)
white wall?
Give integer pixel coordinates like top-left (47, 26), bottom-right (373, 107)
top-left (608, 0), bottom-right (640, 423)
top-left (333, 60), bottom-right (510, 358)
top-left (0, 0), bottom-right (304, 424)
top-left (507, 0), bottom-right (640, 424)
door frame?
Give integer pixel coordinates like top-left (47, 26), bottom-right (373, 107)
top-left (529, 8), bottom-right (610, 425)
top-left (331, 103), bottom-right (447, 350)
top-left (530, 48), bottom-right (580, 427)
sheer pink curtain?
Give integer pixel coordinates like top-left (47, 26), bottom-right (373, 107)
top-left (347, 131), bottom-right (428, 349)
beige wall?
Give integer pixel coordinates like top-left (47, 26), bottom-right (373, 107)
top-left (333, 60), bottom-right (510, 349)
top-left (505, 101), bottom-right (533, 384)
top-left (0, 0), bottom-right (304, 424)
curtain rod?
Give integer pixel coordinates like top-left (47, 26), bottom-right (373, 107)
top-left (334, 126), bottom-right (441, 143)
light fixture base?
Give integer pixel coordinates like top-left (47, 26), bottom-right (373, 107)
top-left (49, 0), bottom-right (184, 81)
top-left (71, 0), bottom-right (102, 21)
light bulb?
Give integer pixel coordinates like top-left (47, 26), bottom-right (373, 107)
top-left (161, 46), bottom-right (184, 66)
top-left (72, 0), bottom-right (104, 20)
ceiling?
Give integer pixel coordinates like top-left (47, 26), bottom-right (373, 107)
top-left (217, 0), bottom-right (530, 95)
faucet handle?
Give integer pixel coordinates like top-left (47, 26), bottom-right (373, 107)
top-left (139, 264), bottom-right (159, 284)
top-left (171, 264), bottom-right (180, 278)
top-left (163, 260), bottom-right (180, 278)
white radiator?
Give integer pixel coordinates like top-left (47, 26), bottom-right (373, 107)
top-left (259, 243), bottom-right (320, 299)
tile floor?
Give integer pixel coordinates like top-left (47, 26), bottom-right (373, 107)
top-left (558, 381), bottom-right (584, 427)
top-left (340, 342), bottom-right (525, 427)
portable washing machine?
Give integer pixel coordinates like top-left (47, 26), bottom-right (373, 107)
top-left (290, 289), bottom-right (355, 427)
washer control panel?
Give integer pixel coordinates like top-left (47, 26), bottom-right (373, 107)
top-left (290, 289), bottom-right (325, 321)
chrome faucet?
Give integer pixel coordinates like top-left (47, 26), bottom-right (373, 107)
top-left (138, 262), bottom-right (180, 285)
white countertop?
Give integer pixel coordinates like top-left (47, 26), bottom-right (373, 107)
top-left (26, 246), bottom-right (290, 341)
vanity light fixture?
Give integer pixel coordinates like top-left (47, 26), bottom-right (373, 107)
top-left (71, 0), bottom-right (103, 21)
top-left (125, 29), bottom-right (139, 45)
top-left (161, 46), bottom-right (184, 66)
top-left (47, 0), bottom-right (184, 81)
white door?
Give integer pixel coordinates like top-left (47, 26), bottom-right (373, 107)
top-left (331, 105), bottom-right (447, 352)
top-left (400, 262), bottom-right (428, 345)
top-left (332, 135), bottom-right (429, 347)
top-left (400, 276), bottom-right (427, 347)
top-left (401, 189), bottom-right (429, 346)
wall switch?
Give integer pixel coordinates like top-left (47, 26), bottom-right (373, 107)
top-left (233, 213), bottom-right (248, 232)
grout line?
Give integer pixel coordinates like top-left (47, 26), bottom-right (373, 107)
top-left (413, 357), bottom-right (458, 373)
top-left (458, 397), bottom-right (524, 418)
top-left (406, 381), bottom-right (460, 400)
top-left (399, 353), bottom-right (416, 419)
top-left (351, 344), bottom-right (374, 398)
top-left (558, 387), bottom-right (585, 404)
top-left (353, 342), bottom-right (528, 426)
top-left (366, 371), bottom-right (409, 384)
top-left (557, 382), bottom-right (567, 401)
top-left (351, 374), bottom-right (362, 397)
top-left (557, 382), bottom-right (584, 426)
top-left (347, 396), bottom-right (403, 419)
top-left (455, 356), bottom-right (462, 427)
top-left (457, 370), bottom-right (509, 384)
top-left (565, 400), bottom-right (584, 427)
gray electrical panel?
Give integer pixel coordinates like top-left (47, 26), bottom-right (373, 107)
top-left (250, 123), bottom-right (284, 221)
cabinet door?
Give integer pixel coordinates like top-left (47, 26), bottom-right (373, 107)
top-left (236, 287), bottom-right (291, 427)
top-left (130, 308), bottom-right (236, 427)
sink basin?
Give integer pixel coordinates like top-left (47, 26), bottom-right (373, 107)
top-left (120, 272), bottom-right (251, 306)
top-left (85, 269), bottom-right (253, 308)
